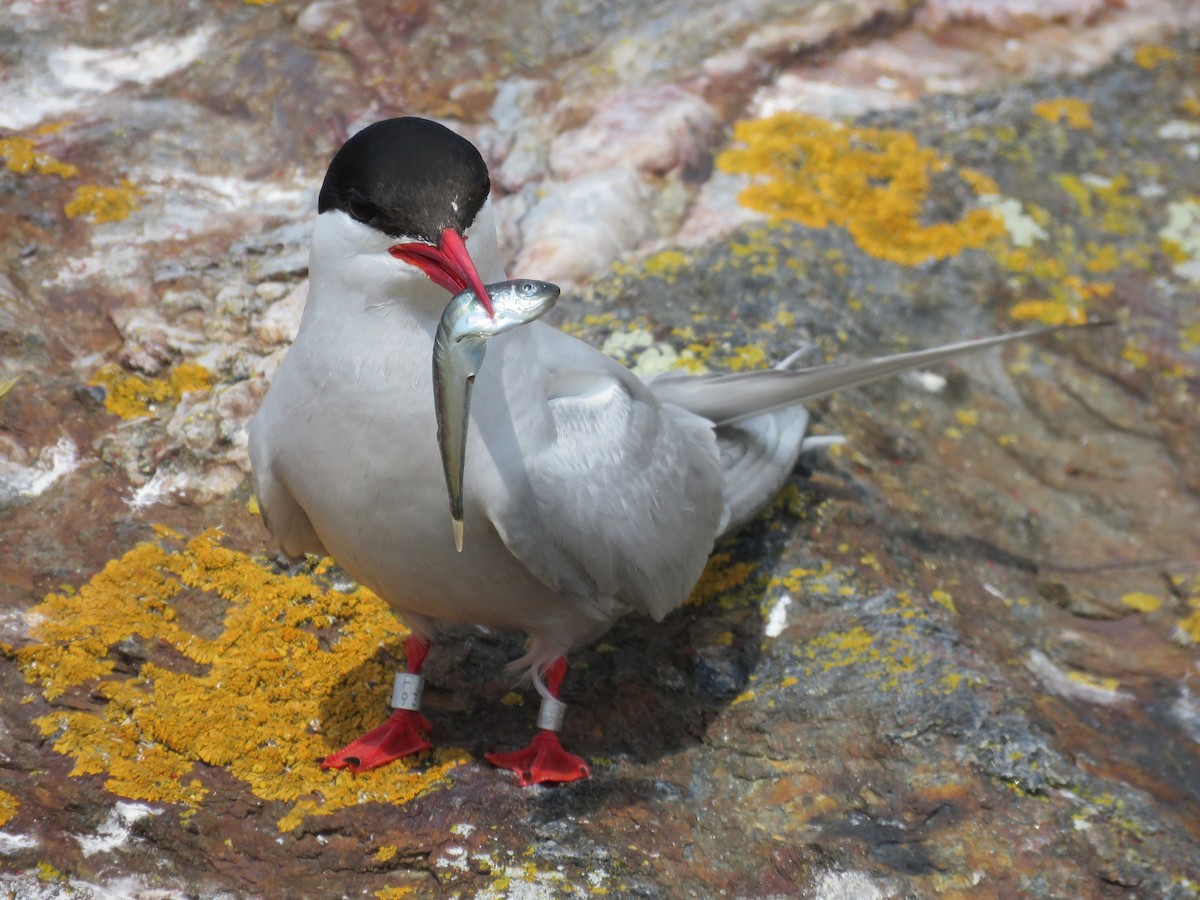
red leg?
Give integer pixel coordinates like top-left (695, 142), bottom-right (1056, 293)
top-left (485, 656), bottom-right (591, 786)
top-left (321, 634), bottom-right (433, 773)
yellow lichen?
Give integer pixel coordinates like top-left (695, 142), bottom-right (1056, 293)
top-left (18, 529), bottom-right (466, 831)
top-left (959, 167), bottom-right (1000, 195)
top-left (1133, 45), bottom-right (1176, 69)
top-left (0, 135), bottom-right (79, 179)
top-left (1180, 608), bottom-right (1200, 643)
top-left (64, 181), bottom-right (143, 223)
top-left (1009, 299), bottom-right (1088, 326)
top-left (931, 589), bottom-right (957, 614)
top-left (1121, 340), bottom-right (1150, 369)
top-left (716, 113), bottom-right (1004, 266)
top-left (89, 362), bottom-right (214, 420)
top-left (685, 553), bottom-right (759, 606)
top-left (373, 844), bottom-right (399, 863)
top-left (1066, 670), bottom-right (1121, 693)
top-left (1032, 98), bottom-right (1094, 130)
top-left (786, 592), bottom-right (981, 696)
top-left (0, 790), bottom-right (18, 827)
top-left (1120, 591), bottom-right (1161, 613)
top-left (640, 249), bottom-right (691, 280)
top-left (1054, 174), bottom-right (1141, 236)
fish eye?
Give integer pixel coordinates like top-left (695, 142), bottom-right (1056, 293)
top-left (519, 281), bottom-right (536, 294)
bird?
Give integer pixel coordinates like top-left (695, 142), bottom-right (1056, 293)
top-left (249, 116), bottom-right (1074, 786)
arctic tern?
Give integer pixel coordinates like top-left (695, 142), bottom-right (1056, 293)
top-left (249, 116), bottom-right (1078, 785)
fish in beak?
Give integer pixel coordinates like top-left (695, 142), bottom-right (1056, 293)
top-left (432, 278), bottom-right (561, 550)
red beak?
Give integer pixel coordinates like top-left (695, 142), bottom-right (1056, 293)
top-left (389, 227), bottom-right (494, 317)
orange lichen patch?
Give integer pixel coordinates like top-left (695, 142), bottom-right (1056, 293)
top-left (1120, 592), bottom-right (1161, 613)
top-left (1066, 670), bottom-right (1121, 693)
top-left (375, 887), bottom-right (417, 899)
top-left (1133, 45), bottom-right (1176, 69)
top-left (89, 362), bottom-right (214, 420)
top-left (791, 592), bottom-right (974, 694)
top-left (1084, 242), bottom-right (1120, 273)
top-left (1053, 174), bottom-right (1141, 235)
top-left (65, 181), bottom-right (143, 223)
top-left (640, 249), bottom-right (691, 281)
top-left (959, 167), bottom-right (1000, 195)
top-left (716, 113), bottom-right (1004, 266)
top-left (1010, 299), bottom-right (1088, 326)
top-left (18, 529), bottom-right (465, 831)
top-left (931, 589), bottom-right (957, 614)
top-left (373, 844), bottom-right (399, 863)
top-left (1180, 607), bottom-right (1200, 643)
top-left (1182, 322), bottom-right (1200, 352)
top-left (1001, 242), bottom-right (1117, 325)
top-left (685, 552), bottom-right (759, 607)
top-left (1121, 339), bottom-right (1150, 369)
top-left (999, 166), bottom-right (1150, 323)
top-left (0, 790), bottom-right (17, 827)
top-left (1032, 98), bottom-right (1094, 130)
top-left (0, 135), bottom-right (79, 179)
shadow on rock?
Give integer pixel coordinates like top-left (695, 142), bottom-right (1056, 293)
top-left (313, 488), bottom-right (803, 779)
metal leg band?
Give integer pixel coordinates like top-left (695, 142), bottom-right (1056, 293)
top-left (391, 672), bottom-right (424, 711)
top-left (536, 696), bottom-right (567, 731)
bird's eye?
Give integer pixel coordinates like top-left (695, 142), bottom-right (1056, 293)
top-left (347, 189), bottom-right (374, 224)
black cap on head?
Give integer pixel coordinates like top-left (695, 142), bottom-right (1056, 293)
top-left (318, 117), bottom-right (491, 243)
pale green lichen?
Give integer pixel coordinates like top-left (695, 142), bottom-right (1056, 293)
top-left (1159, 199), bottom-right (1200, 284)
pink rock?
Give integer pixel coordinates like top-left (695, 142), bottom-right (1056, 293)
top-left (549, 85), bottom-right (717, 180)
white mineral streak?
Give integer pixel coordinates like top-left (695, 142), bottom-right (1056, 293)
top-left (765, 593), bottom-right (793, 638)
top-left (74, 802), bottom-right (161, 857)
top-left (1, 26), bottom-right (214, 129)
top-left (1026, 650), bottom-right (1133, 706)
top-left (813, 868), bottom-right (890, 900)
top-left (0, 437), bottom-right (79, 501)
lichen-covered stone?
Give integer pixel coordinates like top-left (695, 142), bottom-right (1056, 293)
top-left (1, 1), bottom-right (1197, 896)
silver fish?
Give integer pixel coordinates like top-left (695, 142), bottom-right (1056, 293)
top-left (433, 279), bottom-right (561, 552)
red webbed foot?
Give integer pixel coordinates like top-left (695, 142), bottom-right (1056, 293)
top-left (321, 708), bottom-right (433, 773)
top-left (486, 729), bottom-right (591, 786)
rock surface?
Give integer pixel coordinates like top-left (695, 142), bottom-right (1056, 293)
top-left (1, 1), bottom-right (1198, 897)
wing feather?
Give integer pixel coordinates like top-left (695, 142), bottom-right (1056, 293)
top-left (479, 342), bottom-right (725, 622)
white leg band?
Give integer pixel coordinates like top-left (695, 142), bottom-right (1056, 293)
top-left (391, 672), bottom-right (424, 711)
top-left (536, 696), bottom-right (567, 731)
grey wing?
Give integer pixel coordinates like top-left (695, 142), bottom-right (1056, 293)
top-left (247, 413), bottom-right (328, 560)
top-left (481, 370), bottom-right (726, 622)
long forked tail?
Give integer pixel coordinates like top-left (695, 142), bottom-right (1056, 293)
top-left (646, 323), bottom-right (1101, 536)
top-left (645, 324), bottom-right (1091, 428)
